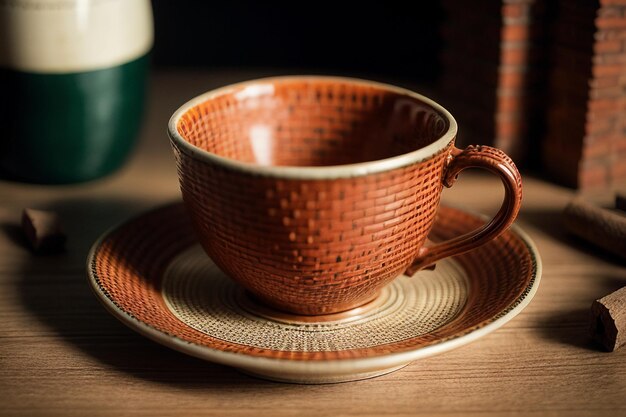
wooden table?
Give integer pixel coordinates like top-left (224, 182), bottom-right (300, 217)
top-left (1, 71), bottom-right (625, 417)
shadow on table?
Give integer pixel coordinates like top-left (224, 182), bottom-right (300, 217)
top-left (2, 221), bottom-right (29, 249)
top-left (521, 207), bottom-right (626, 351)
top-left (520, 207), bottom-right (625, 265)
top-left (538, 274), bottom-right (626, 352)
top-left (11, 197), bottom-right (307, 390)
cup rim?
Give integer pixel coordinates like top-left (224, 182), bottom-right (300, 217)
top-left (167, 75), bottom-right (458, 179)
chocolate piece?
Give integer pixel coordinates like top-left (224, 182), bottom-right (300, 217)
top-left (562, 198), bottom-right (626, 261)
top-left (21, 209), bottom-right (66, 254)
top-left (616, 192), bottom-right (626, 212)
top-left (591, 286), bottom-right (626, 352)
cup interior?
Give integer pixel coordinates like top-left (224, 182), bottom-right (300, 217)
top-left (175, 78), bottom-right (450, 167)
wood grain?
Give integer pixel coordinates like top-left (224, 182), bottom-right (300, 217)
top-left (1, 71), bottom-right (625, 417)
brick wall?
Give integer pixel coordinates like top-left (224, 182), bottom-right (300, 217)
top-left (543, 0), bottom-right (626, 188)
top-left (586, 0), bottom-right (626, 187)
top-left (441, 0), bottom-right (548, 165)
top-left (442, 0), bottom-right (626, 189)
top-left (497, 0), bottom-right (548, 164)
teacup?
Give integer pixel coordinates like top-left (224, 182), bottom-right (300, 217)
top-left (168, 76), bottom-right (522, 316)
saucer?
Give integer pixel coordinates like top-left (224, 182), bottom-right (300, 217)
top-left (87, 203), bottom-right (541, 384)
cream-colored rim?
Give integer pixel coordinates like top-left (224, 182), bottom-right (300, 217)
top-left (86, 211), bottom-right (541, 379)
top-left (167, 76), bottom-right (458, 179)
top-left (0, 0), bottom-right (153, 73)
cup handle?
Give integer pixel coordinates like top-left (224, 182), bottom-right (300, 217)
top-left (404, 145), bottom-right (523, 276)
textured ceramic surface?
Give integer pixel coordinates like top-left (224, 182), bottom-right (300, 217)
top-left (87, 203), bottom-right (541, 384)
top-left (168, 76), bottom-right (523, 315)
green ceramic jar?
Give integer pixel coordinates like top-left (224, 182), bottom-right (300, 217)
top-left (0, 0), bottom-right (153, 184)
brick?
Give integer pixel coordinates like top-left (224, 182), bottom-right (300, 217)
top-left (582, 140), bottom-right (612, 157)
top-left (589, 76), bottom-right (621, 88)
top-left (598, 17), bottom-right (626, 31)
top-left (588, 109), bottom-right (624, 121)
top-left (500, 45), bottom-right (530, 66)
top-left (585, 117), bottom-right (618, 135)
top-left (498, 93), bottom-right (525, 112)
top-left (587, 101), bottom-right (626, 118)
top-left (594, 39), bottom-right (623, 53)
top-left (499, 70), bottom-right (527, 88)
top-left (496, 110), bottom-right (526, 122)
top-left (584, 133), bottom-right (620, 145)
top-left (579, 154), bottom-right (611, 171)
top-left (501, 23), bottom-right (532, 42)
top-left (597, 6), bottom-right (624, 18)
top-left (497, 119), bottom-right (526, 137)
top-left (502, 3), bottom-right (529, 19)
top-left (503, 15), bottom-right (532, 26)
top-left (590, 85), bottom-right (626, 98)
top-left (595, 28), bottom-right (626, 40)
top-left (587, 97), bottom-right (624, 113)
top-left (592, 63), bottom-right (625, 76)
top-left (593, 52), bottom-right (626, 64)
top-left (498, 67), bottom-right (528, 88)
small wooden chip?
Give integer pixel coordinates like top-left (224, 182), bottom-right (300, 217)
top-left (591, 286), bottom-right (626, 352)
top-left (562, 198), bottom-right (626, 261)
top-left (21, 209), bottom-right (66, 254)
top-left (617, 192), bottom-right (626, 212)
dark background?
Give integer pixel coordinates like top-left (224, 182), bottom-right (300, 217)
top-left (151, 1), bottom-right (444, 83)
